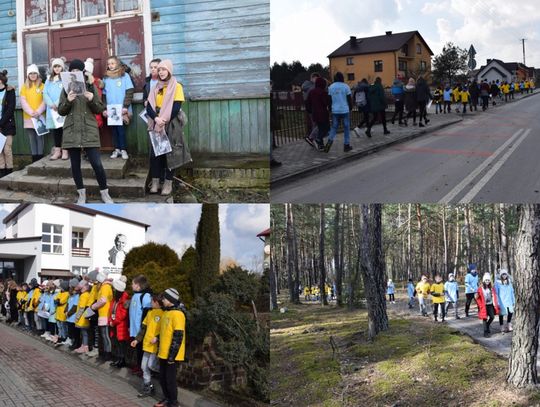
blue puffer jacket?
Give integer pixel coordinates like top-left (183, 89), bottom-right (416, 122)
top-left (465, 272), bottom-right (478, 294)
top-left (129, 290), bottom-right (153, 337)
top-left (496, 282), bottom-right (515, 315)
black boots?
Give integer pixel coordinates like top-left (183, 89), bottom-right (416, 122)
top-left (137, 383), bottom-right (155, 398)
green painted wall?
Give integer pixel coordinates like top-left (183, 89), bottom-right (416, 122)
top-left (11, 98), bottom-right (269, 156)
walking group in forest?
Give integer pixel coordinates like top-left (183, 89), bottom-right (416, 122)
top-left (0, 272), bottom-right (187, 407)
top-left (301, 71), bottom-right (535, 153)
top-left (0, 55), bottom-right (189, 202)
top-left (399, 264), bottom-right (515, 337)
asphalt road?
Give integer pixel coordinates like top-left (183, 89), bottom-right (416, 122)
top-left (272, 94), bottom-right (540, 203)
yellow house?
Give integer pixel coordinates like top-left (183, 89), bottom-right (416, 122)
top-left (328, 31), bottom-right (434, 87)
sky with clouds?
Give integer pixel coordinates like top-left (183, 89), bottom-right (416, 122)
top-left (0, 204), bottom-right (270, 273)
top-left (271, 0), bottom-right (540, 68)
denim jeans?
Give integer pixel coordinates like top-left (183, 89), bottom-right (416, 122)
top-left (141, 351), bottom-right (158, 384)
top-left (328, 113), bottom-right (350, 145)
top-left (68, 147), bottom-right (108, 190)
top-left (112, 125), bottom-right (127, 150)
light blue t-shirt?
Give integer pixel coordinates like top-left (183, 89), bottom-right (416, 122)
top-left (103, 74), bottom-right (134, 111)
top-left (43, 77), bottom-right (64, 129)
top-left (0, 89), bottom-right (5, 119)
top-left (150, 78), bottom-right (158, 90)
top-left (66, 293), bottom-right (80, 323)
top-left (328, 82), bottom-right (351, 114)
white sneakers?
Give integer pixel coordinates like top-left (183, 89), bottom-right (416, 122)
top-left (161, 179), bottom-right (172, 196)
top-left (76, 188), bottom-right (114, 203)
top-left (110, 149), bottom-right (129, 160)
top-left (86, 348), bottom-right (99, 357)
top-left (150, 178), bottom-right (160, 194)
top-left (353, 127), bottom-right (362, 137)
top-left (77, 188), bottom-right (86, 204)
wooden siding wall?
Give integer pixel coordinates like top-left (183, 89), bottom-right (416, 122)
top-left (0, 3), bottom-right (18, 89)
top-left (151, 0), bottom-right (270, 100)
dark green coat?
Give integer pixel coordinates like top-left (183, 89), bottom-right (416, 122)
top-left (57, 84), bottom-right (105, 149)
top-left (367, 83), bottom-right (387, 112)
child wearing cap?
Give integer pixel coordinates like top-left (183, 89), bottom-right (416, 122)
top-left (145, 59), bottom-right (188, 196)
top-left (66, 278), bottom-right (81, 350)
top-left (44, 57), bottom-right (68, 160)
top-left (430, 275), bottom-right (445, 322)
top-left (20, 64), bottom-right (46, 162)
top-left (54, 280), bottom-right (70, 345)
top-left (74, 281), bottom-right (91, 353)
top-left (496, 270), bottom-right (515, 333)
top-left (154, 287), bottom-right (186, 407)
top-left (475, 272), bottom-right (499, 338)
top-left (84, 58), bottom-right (105, 129)
top-left (16, 283), bottom-right (28, 327)
top-left (131, 294), bottom-right (163, 398)
top-left (45, 280), bottom-right (60, 342)
top-left (465, 265), bottom-right (479, 317)
top-left (103, 56), bottom-right (134, 160)
top-left (415, 276), bottom-right (431, 317)
top-left (109, 276), bottom-right (130, 368)
top-left (387, 279), bottom-right (395, 304)
top-left (90, 271), bottom-right (114, 361)
top-left (444, 273), bottom-right (460, 319)
top-left (407, 278), bottom-right (415, 309)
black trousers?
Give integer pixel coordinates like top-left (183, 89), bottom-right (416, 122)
top-left (433, 302), bottom-right (446, 319)
top-left (465, 293), bottom-right (478, 315)
top-left (391, 101), bottom-right (404, 123)
top-left (483, 304), bottom-right (495, 333)
top-left (388, 293), bottom-right (395, 301)
top-left (367, 110), bottom-right (387, 130)
top-left (159, 359), bottom-right (179, 404)
top-left (149, 148), bottom-right (173, 180)
top-left (315, 121), bottom-right (329, 145)
top-left (499, 310), bottom-right (513, 324)
top-left (68, 147), bottom-right (108, 190)
top-left (68, 322), bottom-right (81, 349)
top-left (51, 128), bottom-right (63, 148)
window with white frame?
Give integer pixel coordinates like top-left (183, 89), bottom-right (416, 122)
top-left (72, 231), bottom-right (84, 249)
top-left (25, 33), bottom-right (50, 78)
top-left (42, 223), bottom-right (63, 254)
top-left (114, 0), bottom-right (140, 13)
top-left (72, 266), bottom-right (89, 276)
top-left (81, 0), bottom-right (107, 18)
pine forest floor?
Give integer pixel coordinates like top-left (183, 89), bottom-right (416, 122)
top-left (270, 291), bottom-right (540, 407)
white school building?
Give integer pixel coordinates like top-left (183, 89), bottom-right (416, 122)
top-left (0, 204), bottom-right (148, 283)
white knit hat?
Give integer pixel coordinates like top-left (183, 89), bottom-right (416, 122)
top-left (84, 58), bottom-right (94, 75)
top-left (483, 272), bottom-right (491, 282)
top-left (51, 58), bottom-right (65, 70)
top-left (112, 275), bottom-right (127, 292)
top-left (97, 271), bottom-right (107, 283)
top-left (27, 64), bottom-right (39, 76)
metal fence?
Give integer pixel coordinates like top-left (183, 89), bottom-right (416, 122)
top-left (271, 90), bottom-right (396, 146)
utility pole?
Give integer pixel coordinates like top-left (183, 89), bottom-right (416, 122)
top-left (521, 38), bottom-right (526, 65)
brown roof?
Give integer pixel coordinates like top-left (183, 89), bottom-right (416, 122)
top-left (328, 31), bottom-right (434, 58)
top-left (3, 204), bottom-right (150, 229)
top-left (257, 228), bottom-right (270, 237)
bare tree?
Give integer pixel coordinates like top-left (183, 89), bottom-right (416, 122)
top-left (319, 204), bottom-right (328, 306)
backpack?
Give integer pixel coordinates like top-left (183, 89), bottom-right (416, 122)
top-left (355, 88), bottom-right (367, 106)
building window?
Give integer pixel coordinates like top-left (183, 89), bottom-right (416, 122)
top-left (346, 57), bottom-right (354, 65)
top-left (25, 0), bottom-right (48, 26)
top-left (420, 61), bottom-right (427, 71)
top-left (114, 0), bottom-right (140, 12)
top-left (416, 43), bottom-right (422, 54)
top-left (72, 231), bottom-right (84, 249)
top-left (401, 44), bottom-right (409, 56)
top-left (399, 60), bottom-right (408, 71)
top-left (25, 32), bottom-right (49, 79)
top-left (374, 60), bottom-right (383, 72)
top-left (347, 73), bottom-right (355, 81)
top-left (72, 266), bottom-right (89, 276)
top-left (81, 0), bottom-right (107, 18)
top-left (42, 223), bottom-right (63, 254)
top-left (51, 0), bottom-right (76, 22)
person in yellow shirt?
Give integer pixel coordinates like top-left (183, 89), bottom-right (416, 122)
top-left (20, 64), bottom-right (46, 162)
top-left (430, 275), bottom-right (446, 322)
top-left (89, 270), bottom-right (114, 360)
top-left (460, 87), bottom-right (470, 115)
top-left (452, 85), bottom-right (461, 113)
top-left (145, 59), bottom-right (187, 196)
top-left (156, 288), bottom-right (186, 407)
top-left (303, 286), bottom-right (311, 301)
top-left (415, 275), bottom-right (431, 317)
top-left (502, 82), bottom-right (510, 102)
top-left (54, 280), bottom-right (70, 346)
top-left (74, 281), bottom-right (91, 354)
top-left (16, 283), bottom-right (28, 327)
top-left (131, 294), bottom-right (164, 398)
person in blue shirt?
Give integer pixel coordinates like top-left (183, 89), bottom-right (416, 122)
top-left (129, 275), bottom-right (153, 375)
top-left (390, 78), bottom-right (405, 125)
top-left (324, 72), bottom-right (352, 153)
top-left (44, 58), bottom-right (68, 160)
top-left (444, 273), bottom-right (460, 319)
top-left (496, 269), bottom-right (515, 333)
top-left (407, 278), bottom-right (415, 309)
top-left (66, 278), bottom-right (81, 350)
top-left (387, 279), bottom-right (395, 303)
top-left (465, 265), bottom-right (479, 317)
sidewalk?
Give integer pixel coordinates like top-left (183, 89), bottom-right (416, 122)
top-left (0, 319), bottom-right (223, 407)
top-left (271, 90), bottom-right (540, 187)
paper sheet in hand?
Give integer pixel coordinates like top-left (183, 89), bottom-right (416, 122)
top-left (139, 109), bottom-right (149, 123)
top-left (0, 133), bottom-right (6, 153)
top-left (50, 109), bottom-right (65, 129)
top-left (149, 130), bottom-right (172, 157)
top-left (32, 115), bottom-right (49, 136)
top-left (107, 104), bottom-right (123, 126)
top-left (60, 71), bottom-right (85, 95)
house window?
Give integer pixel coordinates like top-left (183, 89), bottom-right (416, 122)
top-left (347, 73), bottom-right (355, 81)
top-left (42, 223), bottom-right (63, 254)
top-left (51, 0), bottom-right (76, 22)
top-left (401, 44), bottom-right (409, 56)
top-left (346, 57), bottom-right (354, 66)
top-left (114, 0), bottom-right (140, 12)
top-left (25, 32), bottom-right (50, 80)
top-left (72, 231), bottom-right (84, 249)
top-left (416, 43), bottom-right (422, 54)
top-left (81, 0), bottom-right (107, 18)
top-left (374, 60), bottom-right (383, 72)
top-left (420, 61), bottom-right (427, 71)
top-left (72, 266), bottom-right (89, 276)
top-left (399, 60), bottom-right (407, 71)
top-left (25, 0), bottom-right (48, 26)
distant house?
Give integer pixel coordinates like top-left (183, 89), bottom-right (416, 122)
top-left (327, 31), bottom-right (434, 87)
top-left (475, 59), bottom-right (535, 83)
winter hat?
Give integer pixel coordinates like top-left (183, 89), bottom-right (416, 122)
top-left (42, 280), bottom-right (49, 288)
top-left (51, 58), bottom-right (65, 70)
top-left (157, 59), bottom-right (173, 76)
top-left (483, 272), bottom-right (491, 282)
top-left (163, 288), bottom-right (180, 305)
top-left (112, 275), bottom-right (127, 292)
top-left (27, 64), bottom-right (39, 76)
top-left (60, 280), bottom-right (69, 291)
top-left (53, 279), bottom-right (61, 288)
top-left (69, 59), bottom-right (85, 72)
top-left (97, 271), bottom-right (107, 283)
top-left (448, 273), bottom-right (455, 280)
top-left (87, 269), bottom-right (99, 282)
top-left (69, 277), bottom-right (79, 289)
top-left (84, 58), bottom-right (94, 75)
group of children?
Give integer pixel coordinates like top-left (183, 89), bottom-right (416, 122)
top-left (0, 55), bottom-right (186, 202)
top-left (0, 272), bottom-right (187, 407)
top-left (302, 284), bottom-right (333, 302)
top-left (397, 266), bottom-right (516, 338)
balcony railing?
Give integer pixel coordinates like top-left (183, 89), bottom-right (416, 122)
top-left (72, 247), bottom-right (90, 257)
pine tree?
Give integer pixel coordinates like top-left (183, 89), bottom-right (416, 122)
top-left (194, 203), bottom-right (221, 297)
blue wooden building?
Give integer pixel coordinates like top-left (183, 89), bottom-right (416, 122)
top-left (0, 0), bottom-right (269, 157)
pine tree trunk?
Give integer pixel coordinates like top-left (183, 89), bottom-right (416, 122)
top-left (454, 207), bottom-right (460, 276)
top-left (285, 204), bottom-right (298, 303)
top-left (507, 204), bottom-right (540, 387)
top-left (335, 204), bottom-right (344, 306)
top-left (499, 203), bottom-right (509, 271)
top-left (442, 205), bottom-right (448, 276)
top-left (319, 204), bottom-right (328, 306)
top-left (407, 204), bottom-right (412, 279)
